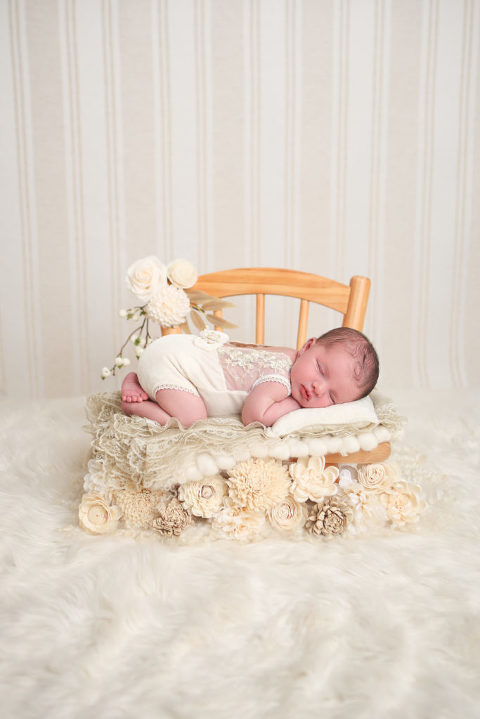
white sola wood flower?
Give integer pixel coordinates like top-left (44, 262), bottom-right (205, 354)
top-left (289, 456), bottom-right (339, 503)
top-left (226, 458), bottom-right (290, 512)
top-left (126, 256), bottom-right (166, 301)
top-left (178, 476), bottom-right (228, 518)
top-left (146, 284), bottom-right (191, 327)
top-left (78, 494), bottom-right (122, 534)
top-left (380, 480), bottom-right (426, 527)
top-left (167, 258), bottom-right (198, 289)
top-left (210, 499), bottom-right (267, 541)
top-left (267, 495), bottom-right (308, 532)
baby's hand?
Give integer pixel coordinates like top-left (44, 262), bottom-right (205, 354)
top-left (242, 383), bottom-right (301, 426)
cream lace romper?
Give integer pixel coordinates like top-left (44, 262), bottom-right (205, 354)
top-left (137, 331), bottom-right (293, 417)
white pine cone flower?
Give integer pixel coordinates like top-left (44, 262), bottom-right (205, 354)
top-left (151, 496), bottom-right (193, 536)
top-left (126, 256), bottom-right (167, 301)
top-left (178, 476), bottom-right (228, 518)
top-left (305, 494), bottom-right (353, 537)
top-left (78, 493), bottom-right (122, 534)
top-left (289, 456), bottom-right (339, 503)
top-left (226, 458), bottom-right (290, 512)
top-left (101, 367), bottom-right (111, 379)
top-left (167, 258), bottom-right (198, 289)
top-left (146, 284), bottom-right (191, 327)
top-left (267, 495), bottom-right (308, 532)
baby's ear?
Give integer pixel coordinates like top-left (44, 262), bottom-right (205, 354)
top-left (299, 337), bottom-right (316, 354)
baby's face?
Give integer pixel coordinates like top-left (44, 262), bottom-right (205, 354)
top-left (290, 339), bottom-right (361, 408)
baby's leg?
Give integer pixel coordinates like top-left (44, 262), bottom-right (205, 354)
top-left (122, 388), bottom-right (207, 427)
top-left (122, 372), bottom-right (149, 402)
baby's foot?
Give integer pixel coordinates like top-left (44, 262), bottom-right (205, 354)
top-left (121, 372), bottom-right (149, 402)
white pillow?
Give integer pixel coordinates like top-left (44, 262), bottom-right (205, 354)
top-left (269, 396), bottom-right (378, 437)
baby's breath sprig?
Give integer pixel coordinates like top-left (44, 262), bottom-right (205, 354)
top-left (101, 306), bottom-right (152, 379)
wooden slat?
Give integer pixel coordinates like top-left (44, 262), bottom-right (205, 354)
top-left (256, 294), bottom-right (265, 344)
top-left (343, 275), bottom-right (370, 331)
top-left (213, 309), bottom-right (223, 333)
top-left (296, 299), bottom-right (309, 349)
top-left (195, 267), bottom-right (351, 314)
top-left (324, 442), bottom-right (391, 466)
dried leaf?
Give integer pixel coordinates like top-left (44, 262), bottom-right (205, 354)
top-left (199, 298), bottom-right (236, 311)
top-left (185, 289), bottom-right (216, 303)
top-left (205, 313), bottom-right (238, 329)
top-left (191, 310), bottom-right (207, 331)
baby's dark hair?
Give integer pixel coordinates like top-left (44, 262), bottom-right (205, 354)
top-left (316, 327), bottom-right (379, 398)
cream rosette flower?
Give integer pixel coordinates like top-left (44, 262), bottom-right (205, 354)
top-left (226, 458), bottom-right (290, 512)
top-left (289, 456), bottom-right (339, 503)
top-left (357, 463), bottom-right (394, 493)
top-left (167, 258), bottom-right (198, 289)
top-left (178, 476), bottom-right (228, 518)
top-left (267, 495), bottom-right (308, 532)
top-left (210, 498), bottom-right (266, 541)
top-left (78, 493), bottom-right (122, 534)
top-left (340, 483), bottom-right (387, 532)
top-left (380, 481), bottom-right (425, 527)
top-left (146, 283), bottom-right (191, 327)
top-left (126, 256), bottom-right (166, 301)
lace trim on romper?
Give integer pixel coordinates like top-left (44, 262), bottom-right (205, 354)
top-left (153, 383), bottom-right (200, 397)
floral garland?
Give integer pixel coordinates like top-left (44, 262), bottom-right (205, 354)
top-left (79, 458), bottom-right (426, 541)
top-left (101, 256), bottom-right (236, 379)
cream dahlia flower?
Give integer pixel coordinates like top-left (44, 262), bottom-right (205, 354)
top-left (151, 496), bottom-right (193, 536)
top-left (78, 493), bottom-right (122, 534)
top-left (226, 458), bottom-right (290, 512)
top-left (289, 456), bottom-right (339, 503)
top-left (267, 495), bottom-right (308, 532)
top-left (178, 476), bottom-right (228, 518)
top-left (146, 284), bottom-right (191, 327)
top-left (126, 256), bottom-right (166, 301)
top-left (380, 481), bottom-right (425, 527)
top-left (167, 258), bottom-right (198, 289)
top-left (210, 498), bottom-right (266, 541)
top-left (357, 463), bottom-right (394, 492)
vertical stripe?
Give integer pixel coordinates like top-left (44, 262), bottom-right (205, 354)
top-left (211, 0), bottom-right (244, 267)
top-left (414, 0), bottom-right (439, 388)
top-left (118, 0), bottom-right (156, 263)
top-left (102, 0), bottom-right (124, 352)
top-left (194, 0), bottom-right (208, 271)
top-left (382, 0), bottom-right (422, 389)
top-left (153, 0), bottom-right (174, 260)
top-left (366, 0), bottom-right (387, 346)
top-left (25, 0), bottom-right (74, 397)
top-left (464, 0), bottom-right (480, 386)
top-left (60, 0), bottom-right (90, 394)
top-left (244, 0), bottom-right (261, 269)
top-left (8, 0), bottom-right (41, 397)
top-left (449, 0), bottom-right (475, 388)
top-left (331, 0), bottom-right (350, 281)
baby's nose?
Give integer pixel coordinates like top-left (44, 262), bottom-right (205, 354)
top-left (312, 379), bottom-right (326, 397)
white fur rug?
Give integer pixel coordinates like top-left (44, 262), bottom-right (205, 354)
top-left (1, 389), bottom-right (479, 719)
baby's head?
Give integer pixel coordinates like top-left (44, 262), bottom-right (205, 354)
top-left (290, 327), bottom-right (379, 408)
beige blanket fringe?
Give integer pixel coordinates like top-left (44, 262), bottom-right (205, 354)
top-left (83, 391), bottom-right (405, 495)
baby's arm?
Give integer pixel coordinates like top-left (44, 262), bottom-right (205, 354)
top-left (241, 382), bottom-right (301, 427)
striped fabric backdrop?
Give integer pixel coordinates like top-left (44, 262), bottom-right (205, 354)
top-left (0, 0), bottom-right (479, 399)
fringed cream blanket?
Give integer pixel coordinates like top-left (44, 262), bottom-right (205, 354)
top-left (83, 390), bottom-right (404, 496)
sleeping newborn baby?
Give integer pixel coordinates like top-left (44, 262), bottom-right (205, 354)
top-left (121, 327), bottom-right (379, 428)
